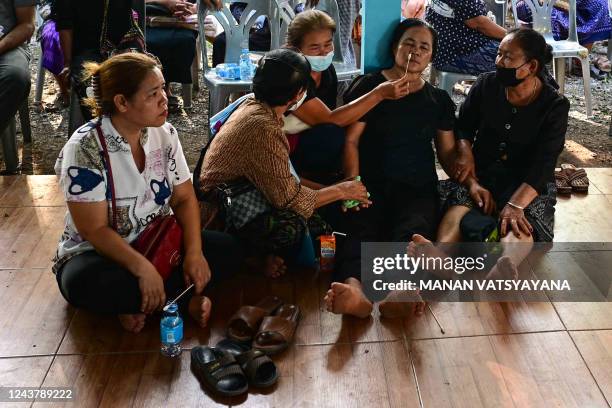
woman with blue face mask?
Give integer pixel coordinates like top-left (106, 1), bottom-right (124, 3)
top-left (283, 10), bottom-right (411, 193)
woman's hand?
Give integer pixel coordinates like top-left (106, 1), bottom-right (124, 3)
top-left (453, 144), bottom-right (476, 183)
top-left (337, 180), bottom-right (371, 205)
top-left (375, 75), bottom-right (411, 100)
top-left (133, 260), bottom-right (166, 313)
top-left (182, 251), bottom-right (211, 295)
top-left (58, 66), bottom-right (71, 90)
top-left (499, 204), bottom-right (532, 238)
top-left (468, 181), bottom-right (495, 215)
top-left (159, 0), bottom-right (195, 14)
top-left (402, 0), bottom-right (426, 19)
top-left (174, 1), bottom-right (197, 18)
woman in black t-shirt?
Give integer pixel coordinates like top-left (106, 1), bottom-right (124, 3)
top-left (323, 19), bottom-right (459, 319)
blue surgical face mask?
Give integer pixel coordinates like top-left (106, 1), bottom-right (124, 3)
top-left (304, 50), bottom-right (334, 72)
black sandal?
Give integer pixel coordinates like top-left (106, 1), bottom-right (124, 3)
top-left (235, 349), bottom-right (279, 388)
top-left (216, 339), bottom-right (279, 388)
top-left (190, 346), bottom-right (248, 397)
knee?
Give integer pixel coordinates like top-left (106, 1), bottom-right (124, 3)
top-left (1, 64), bottom-right (30, 98)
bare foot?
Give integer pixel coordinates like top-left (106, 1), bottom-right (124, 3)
top-left (324, 282), bottom-right (373, 318)
top-left (188, 295), bottom-right (212, 328)
top-left (264, 255), bottom-right (286, 279)
top-left (118, 313), bottom-right (146, 333)
top-left (378, 290), bottom-right (426, 319)
top-left (408, 234), bottom-right (456, 279)
top-left (486, 255), bottom-right (519, 280)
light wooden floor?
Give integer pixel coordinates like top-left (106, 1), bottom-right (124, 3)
top-left (1, 171), bottom-right (611, 408)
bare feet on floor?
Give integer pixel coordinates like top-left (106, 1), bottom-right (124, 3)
top-left (378, 290), bottom-right (426, 319)
top-left (485, 255), bottom-right (519, 280)
top-left (324, 281), bottom-right (373, 318)
top-left (118, 313), bottom-right (146, 333)
top-left (189, 295), bottom-right (212, 328)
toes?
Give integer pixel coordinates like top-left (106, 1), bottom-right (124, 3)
top-left (331, 282), bottom-right (348, 295)
top-left (414, 302), bottom-right (426, 316)
top-left (411, 234), bottom-right (429, 243)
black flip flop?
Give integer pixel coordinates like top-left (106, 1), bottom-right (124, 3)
top-left (190, 346), bottom-right (248, 397)
top-left (216, 338), bottom-right (251, 355)
top-left (216, 339), bottom-right (278, 388)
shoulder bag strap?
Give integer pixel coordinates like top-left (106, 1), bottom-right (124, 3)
top-left (95, 124), bottom-right (118, 231)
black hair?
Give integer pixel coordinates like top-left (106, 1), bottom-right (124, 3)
top-left (389, 18), bottom-right (438, 61)
top-left (252, 48), bottom-right (312, 107)
top-left (506, 28), bottom-right (553, 74)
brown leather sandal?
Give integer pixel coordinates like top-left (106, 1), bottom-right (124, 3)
top-left (561, 163), bottom-right (589, 193)
top-left (554, 169), bottom-right (572, 195)
top-left (226, 296), bottom-right (284, 343)
top-left (252, 304), bottom-right (301, 355)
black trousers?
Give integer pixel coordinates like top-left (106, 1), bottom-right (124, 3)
top-left (332, 180), bottom-right (440, 301)
top-left (291, 123), bottom-right (345, 177)
top-left (55, 230), bottom-right (244, 315)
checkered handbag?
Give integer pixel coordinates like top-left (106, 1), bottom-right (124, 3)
top-left (216, 181), bottom-right (271, 230)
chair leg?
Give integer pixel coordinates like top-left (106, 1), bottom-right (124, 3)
top-left (438, 74), bottom-right (454, 97)
top-left (193, 42), bottom-right (201, 92)
top-left (579, 56), bottom-right (593, 117)
top-left (35, 57), bottom-right (45, 105)
top-left (1, 117), bottom-right (19, 173)
top-left (182, 84), bottom-right (193, 109)
top-left (554, 58), bottom-right (566, 95)
top-left (18, 102), bottom-right (31, 144)
top-left (209, 88), bottom-right (227, 117)
top-left (68, 89), bottom-right (84, 136)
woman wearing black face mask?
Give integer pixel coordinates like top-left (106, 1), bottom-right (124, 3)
top-left (431, 28), bottom-right (569, 277)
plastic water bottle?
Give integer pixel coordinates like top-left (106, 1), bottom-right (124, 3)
top-left (239, 46), bottom-right (253, 81)
top-left (160, 303), bottom-right (183, 357)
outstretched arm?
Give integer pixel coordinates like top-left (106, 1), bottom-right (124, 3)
top-left (292, 75), bottom-right (410, 127)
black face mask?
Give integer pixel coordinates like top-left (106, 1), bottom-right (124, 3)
top-left (496, 61), bottom-right (529, 87)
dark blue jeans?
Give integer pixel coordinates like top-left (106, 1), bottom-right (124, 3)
top-left (0, 45), bottom-right (30, 172)
top-left (438, 40), bottom-right (499, 76)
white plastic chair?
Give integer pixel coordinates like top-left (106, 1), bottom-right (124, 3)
top-left (511, 0), bottom-right (592, 116)
top-left (430, 67), bottom-right (477, 96)
top-left (197, 0), bottom-right (285, 115)
top-left (484, 0), bottom-right (508, 26)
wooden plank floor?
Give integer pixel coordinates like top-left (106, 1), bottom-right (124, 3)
top-left (1, 173), bottom-right (611, 407)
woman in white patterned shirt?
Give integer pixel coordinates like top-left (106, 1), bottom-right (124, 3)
top-left (53, 53), bottom-right (242, 333)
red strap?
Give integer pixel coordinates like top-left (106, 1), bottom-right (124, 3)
top-left (95, 124), bottom-right (118, 231)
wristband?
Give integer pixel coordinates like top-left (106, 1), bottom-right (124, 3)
top-left (507, 201), bottom-right (524, 210)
